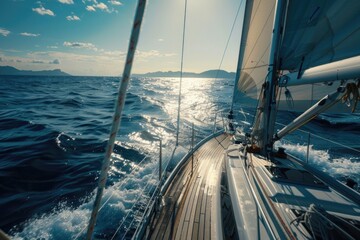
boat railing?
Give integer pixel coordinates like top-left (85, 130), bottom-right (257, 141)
top-left (275, 121), bottom-right (360, 164)
top-left (98, 108), bottom-right (358, 239)
top-left (80, 109), bottom-right (223, 239)
top-left (230, 108), bottom-right (359, 188)
top-left (131, 108), bottom-right (227, 239)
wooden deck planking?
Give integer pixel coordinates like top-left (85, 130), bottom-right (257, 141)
top-left (175, 134), bottom-right (229, 239)
top-left (149, 133), bottom-right (230, 240)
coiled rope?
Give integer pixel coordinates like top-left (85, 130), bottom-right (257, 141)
top-left (291, 204), bottom-right (356, 240)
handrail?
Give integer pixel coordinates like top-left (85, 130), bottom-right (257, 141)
top-left (234, 109), bottom-right (360, 156)
top-left (128, 108), bottom-right (359, 239)
top-left (132, 129), bottom-right (224, 239)
top-left (161, 130), bottom-right (224, 196)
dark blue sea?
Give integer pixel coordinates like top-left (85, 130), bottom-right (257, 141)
top-left (1, 76), bottom-right (359, 239)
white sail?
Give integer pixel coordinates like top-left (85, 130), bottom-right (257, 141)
top-left (236, 0), bottom-right (360, 113)
top-left (277, 0), bottom-right (360, 112)
top-left (236, 0), bottom-right (276, 100)
top-left (279, 0), bottom-right (360, 72)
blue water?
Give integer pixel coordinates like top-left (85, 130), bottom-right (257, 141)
top-left (0, 76), bottom-right (359, 239)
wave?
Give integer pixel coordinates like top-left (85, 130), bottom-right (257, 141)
top-left (1, 76), bottom-right (359, 239)
top-left (277, 142), bottom-right (360, 185)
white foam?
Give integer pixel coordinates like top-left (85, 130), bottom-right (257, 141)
top-left (11, 201), bottom-right (91, 240)
top-left (277, 142), bottom-right (360, 183)
top-left (10, 141), bottom-right (180, 239)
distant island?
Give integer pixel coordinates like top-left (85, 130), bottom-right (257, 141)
top-left (133, 69), bottom-right (236, 78)
top-left (0, 66), bottom-right (71, 76)
top-left (0, 66), bottom-right (235, 78)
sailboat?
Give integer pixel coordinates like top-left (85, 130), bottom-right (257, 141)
top-left (81, 0), bottom-right (360, 239)
top-left (220, 0), bottom-right (360, 238)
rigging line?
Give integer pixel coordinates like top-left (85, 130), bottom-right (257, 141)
top-left (305, 132), bottom-right (360, 154)
top-left (275, 81), bottom-right (283, 115)
top-left (176, 0), bottom-right (188, 146)
top-left (98, 155), bottom-right (149, 211)
top-left (241, 44), bottom-right (271, 90)
top-left (74, 156), bottom-right (149, 239)
top-left (111, 166), bottom-right (160, 240)
top-left (274, 122), bottom-right (360, 154)
top-left (85, 1), bottom-right (147, 239)
top-left (241, 63), bottom-right (268, 70)
top-left (114, 178), bottom-right (159, 240)
top-left (215, 0), bottom-right (244, 80)
top-left (242, 3), bottom-right (275, 69)
top-left (249, 71), bottom-right (270, 142)
top-left (118, 184), bottom-right (159, 240)
top-left (126, 181), bottom-right (160, 239)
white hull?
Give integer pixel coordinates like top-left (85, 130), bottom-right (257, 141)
top-left (225, 140), bottom-right (360, 239)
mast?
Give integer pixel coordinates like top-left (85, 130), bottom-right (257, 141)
top-left (258, 0), bottom-right (286, 153)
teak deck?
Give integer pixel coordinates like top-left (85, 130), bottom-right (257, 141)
top-left (149, 133), bottom-right (231, 240)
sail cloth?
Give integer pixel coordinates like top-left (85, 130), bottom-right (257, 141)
top-left (279, 0), bottom-right (360, 72)
top-left (278, 0), bottom-right (360, 112)
top-left (236, 0), bottom-right (276, 100)
top-left (236, 0), bottom-right (360, 112)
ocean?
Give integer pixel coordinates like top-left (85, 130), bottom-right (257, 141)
top-left (0, 76), bottom-right (359, 239)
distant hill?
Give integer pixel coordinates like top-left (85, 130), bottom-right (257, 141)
top-left (133, 69), bottom-right (235, 78)
top-left (0, 66), bottom-right (71, 76)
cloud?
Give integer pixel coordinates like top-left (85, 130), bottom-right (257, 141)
top-left (47, 46), bottom-right (58, 49)
top-left (94, 2), bottom-right (108, 11)
top-left (49, 59), bottom-right (60, 64)
top-left (20, 32), bottom-right (40, 37)
top-left (158, 38), bottom-right (164, 42)
top-left (85, 1), bottom-right (116, 13)
top-left (58, 0), bottom-right (74, 4)
top-left (102, 50), bottom-right (126, 57)
top-left (0, 28), bottom-right (10, 37)
top-left (108, 0), bottom-right (122, 6)
top-left (66, 15), bottom-right (80, 21)
top-left (32, 60), bottom-right (45, 64)
top-left (134, 50), bottom-right (177, 62)
top-left (63, 41), bottom-right (97, 50)
top-left (86, 5), bottom-right (96, 11)
top-left (32, 6), bottom-right (55, 16)
top-left (136, 50), bottom-right (161, 58)
top-left (1, 47), bottom-right (178, 76)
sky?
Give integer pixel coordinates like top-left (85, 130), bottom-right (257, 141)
top-left (0, 0), bottom-right (244, 76)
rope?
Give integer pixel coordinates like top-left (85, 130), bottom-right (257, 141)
top-left (74, 156), bottom-right (149, 239)
top-left (276, 121), bottom-right (360, 154)
top-left (176, 0), bottom-right (188, 145)
top-left (217, 0), bottom-right (244, 111)
top-left (85, 1), bottom-right (147, 239)
top-left (291, 204), bottom-right (357, 240)
top-left (111, 166), bottom-right (159, 240)
top-left (284, 87), bottom-right (294, 109)
top-left (341, 81), bottom-right (360, 112)
top-left (125, 180), bottom-right (160, 240)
